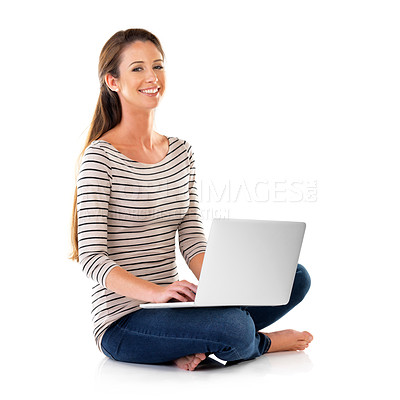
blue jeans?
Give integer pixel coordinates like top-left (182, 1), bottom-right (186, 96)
top-left (101, 264), bottom-right (311, 364)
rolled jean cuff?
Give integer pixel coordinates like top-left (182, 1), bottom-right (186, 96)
top-left (261, 332), bottom-right (272, 354)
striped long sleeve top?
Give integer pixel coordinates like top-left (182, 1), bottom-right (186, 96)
top-left (76, 136), bottom-right (207, 352)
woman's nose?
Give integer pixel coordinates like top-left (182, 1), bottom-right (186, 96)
top-left (145, 68), bottom-right (158, 83)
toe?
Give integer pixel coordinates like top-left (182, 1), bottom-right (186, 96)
top-left (196, 353), bottom-right (206, 361)
top-left (178, 355), bottom-right (195, 371)
top-left (303, 331), bottom-right (313, 341)
top-left (189, 353), bottom-right (206, 370)
top-left (188, 361), bottom-right (197, 371)
top-left (193, 355), bottom-right (204, 366)
top-left (296, 340), bottom-right (309, 350)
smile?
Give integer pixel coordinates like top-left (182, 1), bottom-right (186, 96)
top-left (139, 87), bottom-right (160, 94)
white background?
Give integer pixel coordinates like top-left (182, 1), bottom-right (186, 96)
top-left (1, 0), bottom-right (399, 398)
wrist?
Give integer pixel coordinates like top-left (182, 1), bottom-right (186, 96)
top-left (149, 283), bottom-right (161, 303)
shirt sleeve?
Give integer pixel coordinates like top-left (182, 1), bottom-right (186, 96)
top-left (178, 141), bottom-right (207, 266)
top-left (76, 143), bottom-right (118, 287)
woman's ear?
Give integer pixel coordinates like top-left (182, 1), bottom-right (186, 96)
top-left (105, 73), bottom-right (119, 92)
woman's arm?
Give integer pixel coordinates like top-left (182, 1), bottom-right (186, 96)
top-left (178, 142), bottom-right (207, 271)
top-left (105, 266), bottom-right (160, 302)
top-left (105, 265), bottom-right (199, 303)
top-left (189, 252), bottom-right (205, 281)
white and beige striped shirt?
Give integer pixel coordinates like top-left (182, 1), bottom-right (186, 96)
top-left (77, 136), bottom-right (207, 352)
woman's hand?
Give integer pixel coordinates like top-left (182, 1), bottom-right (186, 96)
top-left (151, 280), bottom-right (198, 303)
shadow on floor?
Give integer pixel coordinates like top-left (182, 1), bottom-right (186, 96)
top-left (96, 350), bottom-right (313, 382)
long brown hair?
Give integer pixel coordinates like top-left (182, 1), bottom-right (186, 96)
top-left (69, 28), bottom-right (165, 262)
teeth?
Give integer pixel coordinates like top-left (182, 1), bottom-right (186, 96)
top-left (141, 88), bottom-right (159, 94)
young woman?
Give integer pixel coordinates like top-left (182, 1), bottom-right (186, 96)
top-left (69, 28), bottom-right (313, 371)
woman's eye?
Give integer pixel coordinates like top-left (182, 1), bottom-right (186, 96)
top-left (132, 66), bottom-right (164, 72)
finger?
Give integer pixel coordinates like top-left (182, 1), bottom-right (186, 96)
top-left (179, 286), bottom-right (196, 301)
top-left (179, 292), bottom-right (194, 302)
top-left (179, 293), bottom-right (194, 302)
top-left (177, 280), bottom-right (198, 293)
top-left (169, 288), bottom-right (195, 302)
top-left (172, 283), bottom-right (196, 301)
top-left (170, 293), bottom-right (187, 302)
top-left (181, 284), bottom-right (198, 300)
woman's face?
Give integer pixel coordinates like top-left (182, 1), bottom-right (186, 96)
top-left (108, 40), bottom-right (165, 111)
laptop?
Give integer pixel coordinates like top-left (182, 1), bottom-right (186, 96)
top-left (139, 218), bottom-right (306, 309)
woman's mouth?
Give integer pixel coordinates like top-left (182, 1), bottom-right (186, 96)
top-left (139, 87), bottom-right (160, 96)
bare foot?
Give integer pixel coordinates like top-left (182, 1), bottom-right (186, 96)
top-left (173, 353), bottom-right (207, 371)
top-left (261, 329), bottom-right (313, 352)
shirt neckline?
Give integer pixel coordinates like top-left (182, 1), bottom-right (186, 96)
top-left (96, 136), bottom-right (171, 166)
